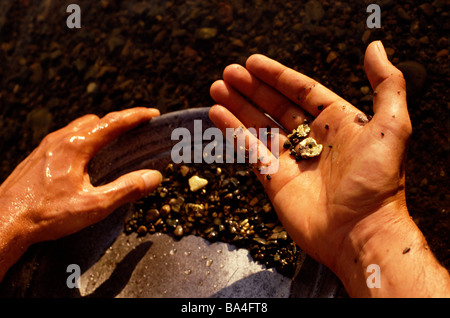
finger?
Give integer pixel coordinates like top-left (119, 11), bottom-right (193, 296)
top-left (210, 80), bottom-right (274, 129)
top-left (364, 41), bottom-right (412, 138)
top-left (222, 64), bottom-right (309, 131)
top-left (208, 104), bottom-right (243, 133)
top-left (245, 54), bottom-right (349, 117)
top-left (208, 105), bottom-right (280, 184)
top-left (83, 107), bottom-right (160, 156)
top-left (210, 80), bottom-right (287, 154)
top-left (91, 169), bottom-right (163, 219)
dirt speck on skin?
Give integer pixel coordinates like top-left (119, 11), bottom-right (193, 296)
top-left (0, 1), bottom-right (448, 269)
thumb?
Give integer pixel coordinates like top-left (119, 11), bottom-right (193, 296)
top-left (364, 41), bottom-right (412, 139)
top-left (94, 169), bottom-right (163, 212)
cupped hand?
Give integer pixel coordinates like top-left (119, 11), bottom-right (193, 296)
top-left (209, 41), bottom-right (412, 271)
top-left (0, 108), bottom-right (163, 245)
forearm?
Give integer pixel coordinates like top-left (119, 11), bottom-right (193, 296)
top-left (334, 203), bottom-right (450, 297)
top-left (0, 224), bottom-right (32, 282)
top-left (0, 195), bottom-right (35, 282)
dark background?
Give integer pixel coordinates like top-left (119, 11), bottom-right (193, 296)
top-left (0, 0), bottom-right (448, 269)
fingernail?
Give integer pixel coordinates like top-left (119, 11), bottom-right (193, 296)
top-left (142, 170), bottom-right (163, 189)
top-left (377, 41), bottom-right (388, 59)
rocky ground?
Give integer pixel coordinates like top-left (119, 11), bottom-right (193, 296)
top-left (0, 0), bottom-right (448, 269)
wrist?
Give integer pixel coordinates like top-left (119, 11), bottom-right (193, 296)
top-left (333, 201), bottom-right (450, 297)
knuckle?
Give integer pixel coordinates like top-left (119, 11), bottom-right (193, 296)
top-left (75, 114), bottom-right (99, 124)
top-left (66, 114), bottom-right (99, 132)
top-left (77, 114), bottom-right (100, 127)
top-left (39, 130), bottom-right (58, 147)
top-left (83, 114), bottom-right (100, 121)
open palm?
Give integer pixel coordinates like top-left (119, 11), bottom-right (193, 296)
top-left (209, 41), bottom-right (412, 269)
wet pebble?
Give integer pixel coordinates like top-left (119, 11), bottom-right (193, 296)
top-left (195, 28), bottom-right (218, 40)
top-left (137, 225), bottom-right (147, 236)
top-left (169, 197), bottom-right (184, 213)
top-left (174, 225), bottom-right (184, 237)
top-left (304, 0), bottom-right (325, 23)
top-left (188, 175), bottom-right (208, 192)
top-left (86, 82), bottom-right (98, 94)
top-left (179, 165), bottom-right (190, 177)
top-left (216, 2), bottom-right (233, 26)
top-left (326, 51), bottom-right (338, 63)
top-left (160, 204), bottom-right (171, 216)
top-left (145, 209), bottom-right (160, 223)
top-left (419, 3), bottom-right (433, 17)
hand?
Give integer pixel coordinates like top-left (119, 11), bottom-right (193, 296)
top-left (209, 41), bottom-right (450, 297)
top-left (210, 40), bottom-right (411, 271)
top-left (0, 108), bottom-right (163, 280)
